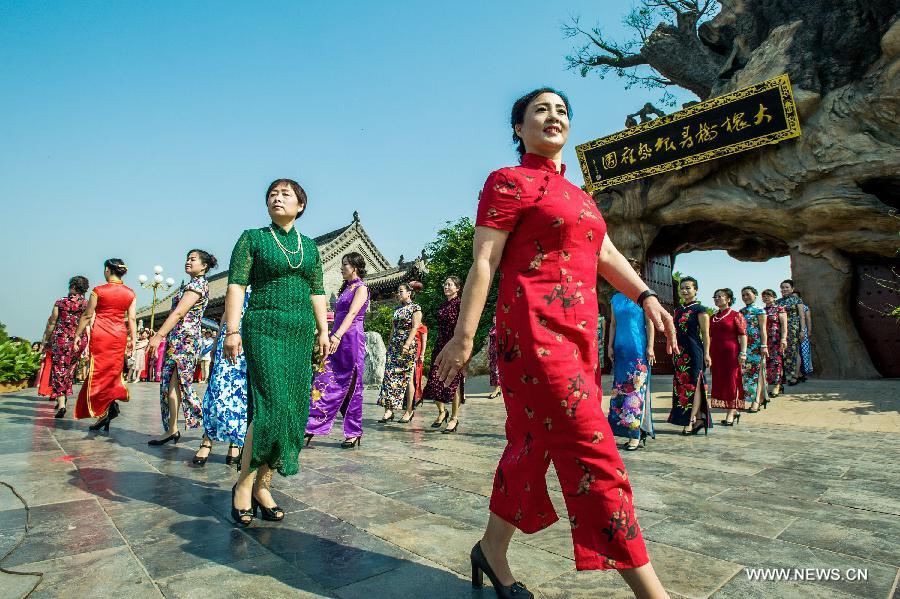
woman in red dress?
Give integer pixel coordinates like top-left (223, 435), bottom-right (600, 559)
top-left (73, 259), bottom-right (137, 431)
top-left (38, 276), bottom-right (90, 418)
top-left (434, 88), bottom-right (676, 598)
top-left (709, 288), bottom-right (747, 426)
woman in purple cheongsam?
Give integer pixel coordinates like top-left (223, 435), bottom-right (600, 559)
top-left (305, 253), bottom-right (370, 448)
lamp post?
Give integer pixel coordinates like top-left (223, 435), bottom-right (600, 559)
top-left (138, 265), bottom-right (176, 332)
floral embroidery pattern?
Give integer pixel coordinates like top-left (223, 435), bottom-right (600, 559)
top-left (609, 360), bottom-right (648, 431)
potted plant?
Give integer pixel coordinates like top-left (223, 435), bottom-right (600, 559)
top-left (0, 341), bottom-right (42, 393)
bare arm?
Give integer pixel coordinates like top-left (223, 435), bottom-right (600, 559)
top-left (779, 311), bottom-right (788, 350)
top-left (74, 293), bottom-right (98, 341)
top-left (42, 306), bottom-right (59, 345)
top-left (738, 334), bottom-right (748, 366)
top-left (758, 313), bottom-right (769, 356)
top-left (434, 226), bottom-right (507, 383)
top-left (699, 312), bottom-right (711, 367)
top-left (148, 290), bottom-right (201, 357)
top-left (404, 310), bottom-right (423, 350)
top-left (597, 236), bottom-right (677, 355)
top-left (126, 299), bottom-right (137, 356)
top-left (312, 293), bottom-right (329, 359)
top-left (607, 309), bottom-right (617, 362)
top-left (645, 314), bottom-right (656, 366)
top-left (223, 283), bottom-right (247, 363)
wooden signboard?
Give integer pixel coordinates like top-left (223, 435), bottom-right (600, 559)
top-left (576, 74), bottom-right (801, 193)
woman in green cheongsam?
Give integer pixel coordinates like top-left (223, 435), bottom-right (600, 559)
top-left (224, 179), bottom-right (329, 526)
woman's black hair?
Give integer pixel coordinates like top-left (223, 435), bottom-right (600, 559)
top-left (714, 288), bottom-right (735, 306)
top-left (339, 252), bottom-right (367, 294)
top-left (399, 281), bottom-right (423, 296)
top-left (680, 276), bottom-right (698, 290)
top-left (510, 87), bottom-right (573, 157)
top-left (188, 249), bottom-right (218, 273)
top-left (104, 259), bottom-right (128, 278)
top-left (266, 178), bottom-right (308, 217)
top-left (792, 290), bottom-right (803, 299)
top-left (781, 279), bottom-right (794, 288)
top-left (69, 275), bottom-right (89, 295)
top-left (444, 275), bottom-right (463, 294)
top-left (741, 285), bottom-right (758, 295)
top-left (761, 288), bottom-right (777, 297)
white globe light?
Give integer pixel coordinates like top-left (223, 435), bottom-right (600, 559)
top-left (138, 274), bottom-right (148, 284)
top-left (165, 277), bottom-right (175, 287)
top-left (153, 265), bottom-right (163, 274)
top-left (154, 274), bottom-right (164, 284)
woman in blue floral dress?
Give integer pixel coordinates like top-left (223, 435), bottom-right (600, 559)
top-left (194, 289), bottom-right (250, 465)
top-left (148, 250), bottom-right (216, 444)
top-left (607, 269), bottom-right (655, 450)
top-left (377, 282), bottom-right (423, 422)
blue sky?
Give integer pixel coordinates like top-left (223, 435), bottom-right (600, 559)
top-left (0, 0), bottom-right (788, 340)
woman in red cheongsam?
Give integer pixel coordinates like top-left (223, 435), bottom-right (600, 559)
top-left (434, 88), bottom-right (676, 599)
top-left (709, 288), bottom-right (747, 426)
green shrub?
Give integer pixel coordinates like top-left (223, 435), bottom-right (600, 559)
top-left (0, 341), bottom-right (42, 384)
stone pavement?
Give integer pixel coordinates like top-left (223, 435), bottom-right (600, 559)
top-left (0, 375), bottom-right (898, 599)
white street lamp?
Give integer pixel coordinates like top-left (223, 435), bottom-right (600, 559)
top-left (140, 265), bottom-right (175, 331)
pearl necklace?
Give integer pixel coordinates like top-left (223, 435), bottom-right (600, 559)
top-left (268, 226), bottom-right (305, 269)
top-left (712, 308), bottom-right (733, 323)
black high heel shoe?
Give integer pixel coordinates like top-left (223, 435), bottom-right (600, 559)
top-left (623, 431), bottom-right (648, 451)
top-left (252, 490), bottom-right (284, 522)
top-left (398, 411), bottom-right (415, 424)
top-left (88, 402), bottom-right (119, 431)
top-left (224, 443), bottom-right (239, 465)
top-left (377, 411), bottom-right (395, 423)
top-left (690, 419), bottom-right (709, 435)
top-left (341, 436), bottom-right (361, 448)
top-left (193, 442), bottom-right (213, 466)
top-left (431, 411), bottom-right (449, 428)
top-left (148, 431), bottom-right (181, 445)
top-left (55, 406), bottom-right (67, 419)
top-left (231, 484), bottom-right (253, 527)
top-left (470, 541), bottom-right (533, 598)
top-left (442, 418), bottom-right (460, 434)
top-left (304, 433), bottom-right (314, 447)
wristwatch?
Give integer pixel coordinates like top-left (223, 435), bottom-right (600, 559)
top-left (636, 289), bottom-right (659, 307)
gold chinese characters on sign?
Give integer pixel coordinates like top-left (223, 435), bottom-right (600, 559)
top-left (576, 74), bottom-right (801, 193)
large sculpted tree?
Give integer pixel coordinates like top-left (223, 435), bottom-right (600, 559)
top-left (566, 1), bottom-right (900, 378)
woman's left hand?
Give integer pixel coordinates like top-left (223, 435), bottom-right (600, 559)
top-left (642, 296), bottom-right (679, 355)
top-left (761, 346), bottom-right (770, 358)
top-left (739, 353), bottom-right (747, 366)
top-left (328, 334), bottom-right (341, 355)
top-left (646, 347), bottom-right (656, 366)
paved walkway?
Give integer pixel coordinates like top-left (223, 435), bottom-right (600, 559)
top-left (0, 376), bottom-right (898, 598)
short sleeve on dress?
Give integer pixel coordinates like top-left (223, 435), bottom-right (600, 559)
top-left (307, 238), bottom-right (325, 295)
top-left (475, 169), bottom-right (523, 232)
top-left (411, 303), bottom-right (422, 314)
top-left (228, 230), bottom-right (254, 286)
top-left (184, 277), bottom-right (205, 297)
top-left (735, 312), bottom-right (747, 335)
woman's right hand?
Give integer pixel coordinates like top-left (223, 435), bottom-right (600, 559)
top-left (704, 353), bottom-right (712, 368)
top-left (607, 346), bottom-right (614, 362)
top-left (433, 335), bottom-right (473, 385)
top-left (224, 332), bottom-right (242, 364)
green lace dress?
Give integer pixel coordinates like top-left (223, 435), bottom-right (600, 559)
top-left (228, 223), bottom-right (325, 476)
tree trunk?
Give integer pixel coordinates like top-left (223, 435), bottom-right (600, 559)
top-left (791, 249), bottom-right (880, 379)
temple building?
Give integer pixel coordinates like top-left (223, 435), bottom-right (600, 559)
top-left (136, 212), bottom-right (427, 326)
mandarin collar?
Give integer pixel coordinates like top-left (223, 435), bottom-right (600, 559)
top-left (270, 221), bottom-right (296, 236)
top-left (521, 153), bottom-right (565, 175)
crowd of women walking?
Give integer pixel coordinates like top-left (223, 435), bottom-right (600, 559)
top-left (33, 87), bottom-right (815, 599)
